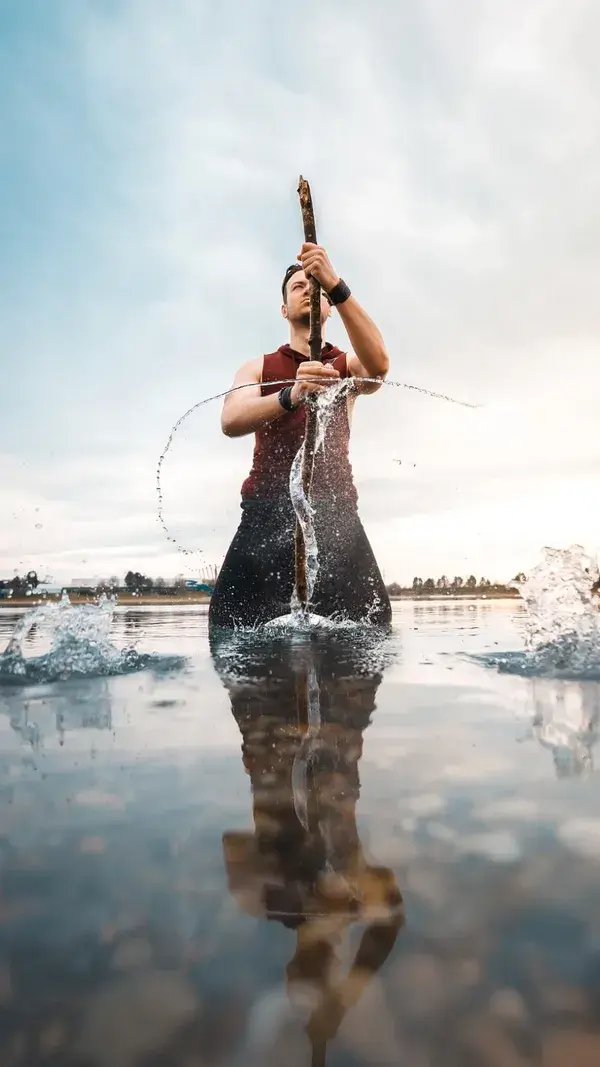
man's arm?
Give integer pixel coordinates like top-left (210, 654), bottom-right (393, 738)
top-left (335, 293), bottom-right (389, 382)
top-left (221, 357), bottom-right (341, 437)
top-left (298, 243), bottom-right (389, 392)
top-left (221, 358), bottom-right (283, 438)
top-left (340, 295), bottom-right (388, 394)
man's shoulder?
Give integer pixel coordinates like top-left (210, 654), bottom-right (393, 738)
top-left (260, 346), bottom-right (289, 383)
top-left (262, 346), bottom-right (286, 362)
top-left (232, 353), bottom-right (264, 384)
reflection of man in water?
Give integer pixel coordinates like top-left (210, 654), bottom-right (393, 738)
top-left (209, 242), bottom-right (391, 629)
top-left (211, 632), bottom-right (404, 1059)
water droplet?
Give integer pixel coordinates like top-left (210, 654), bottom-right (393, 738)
top-left (35, 523), bottom-right (43, 530)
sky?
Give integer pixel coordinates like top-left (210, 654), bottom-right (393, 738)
top-left (2, 0), bottom-right (600, 586)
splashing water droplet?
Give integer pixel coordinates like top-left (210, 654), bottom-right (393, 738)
top-left (477, 545), bottom-right (600, 678)
top-left (517, 546), bottom-right (600, 671)
top-left (0, 594), bottom-right (185, 685)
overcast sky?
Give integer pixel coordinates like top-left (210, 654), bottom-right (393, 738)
top-left (2, 0), bottom-right (600, 585)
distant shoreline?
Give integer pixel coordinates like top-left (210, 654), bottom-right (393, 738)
top-left (0, 593), bottom-right (212, 608)
top-left (0, 590), bottom-right (520, 608)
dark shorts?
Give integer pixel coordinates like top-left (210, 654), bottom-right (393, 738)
top-left (208, 498), bottom-right (391, 629)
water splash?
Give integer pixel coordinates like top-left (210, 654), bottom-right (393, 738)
top-left (210, 624), bottom-right (393, 684)
top-left (156, 376), bottom-right (479, 558)
top-left (0, 593), bottom-right (185, 686)
top-left (289, 380), bottom-right (353, 616)
top-left (476, 545), bottom-right (600, 678)
top-left (263, 612), bottom-right (373, 635)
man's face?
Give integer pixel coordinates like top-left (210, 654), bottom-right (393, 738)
top-left (282, 269), bottom-right (331, 327)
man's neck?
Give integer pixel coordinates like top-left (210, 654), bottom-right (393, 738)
top-left (288, 324), bottom-right (327, 358)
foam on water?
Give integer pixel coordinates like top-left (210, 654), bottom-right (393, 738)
top-left (209, 621), bottom-right (393, 687)
top-left (264, 612), bottom-right (339, 631)
top-left (0, 593), bottom-right (185, 686)
top-left (475, 545), bottom-right (600, 678)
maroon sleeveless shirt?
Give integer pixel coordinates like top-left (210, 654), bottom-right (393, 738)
top-left (240, 343), bottom-right (358, 504)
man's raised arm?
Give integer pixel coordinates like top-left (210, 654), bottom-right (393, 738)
top-left (298, 243), bottom-right (389, 393)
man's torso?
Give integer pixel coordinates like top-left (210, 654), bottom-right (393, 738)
top-left (240, 343), bottom-right (358, 503)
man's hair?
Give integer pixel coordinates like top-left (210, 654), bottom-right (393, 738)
top-left (281, 263), bottom-right (303, 301)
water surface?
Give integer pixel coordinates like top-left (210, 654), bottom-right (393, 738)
top-left (0, 601), bottom-right (599, 1065)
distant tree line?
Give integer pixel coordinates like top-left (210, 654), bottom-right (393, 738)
top-left (120, 571), bottom-right (196, 594)
top-left (0, 570), bottom-right (213, 598)
top-left (0, 571), bottom-right (39, 596)
top-left (78, 573), bottom-right (209, 594)
top-left (2, 567), bottom-right (525, 601)
top-left (385, 574), bottom-right (525, 597)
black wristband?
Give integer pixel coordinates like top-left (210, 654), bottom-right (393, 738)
top-left (278, 385), bottom-right (298, 412)
top-left (326, 278), bottom-right (351, 306)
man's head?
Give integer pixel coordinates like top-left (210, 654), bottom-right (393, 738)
top-left (281, 264), bottom-right (331, 329)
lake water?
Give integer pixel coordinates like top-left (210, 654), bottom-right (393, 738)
top-left (0, 599), bottom-right (599, 1066)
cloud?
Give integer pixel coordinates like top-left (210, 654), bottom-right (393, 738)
top-left (2, 0), bottom-right (599, 582)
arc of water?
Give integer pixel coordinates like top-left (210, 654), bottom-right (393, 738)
top-left (156, 377), bottom-right (480, 560)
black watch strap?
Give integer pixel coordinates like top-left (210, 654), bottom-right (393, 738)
top-left (278, 385), bottom-right (298, 412)
top-left (327, 278), bottom-right (351, 306)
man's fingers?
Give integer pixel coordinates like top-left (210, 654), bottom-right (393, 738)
top-left (298, 363), bottom-right (337, 377)
top-left (298, 360), bottom-right (337, 372)
top-left (297, 365), bottom-right (322, 376)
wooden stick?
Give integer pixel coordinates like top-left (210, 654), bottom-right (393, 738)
top-left (298, 176), bottom-right (323, 363)
top-left (294, 176), bottom-right (322, 612)
top-left (312, 1042), bottom-right (327, 1067)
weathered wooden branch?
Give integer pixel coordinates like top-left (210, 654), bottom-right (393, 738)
top-left (298, 176), bottom-right (323, 363)
top-left (294, 175), bottom-right (322, 613)
top-left (312, 1042), bottom-right (327, 1067)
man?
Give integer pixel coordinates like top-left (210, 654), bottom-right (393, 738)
top-left (209, 241), bottom-right (391, 628)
